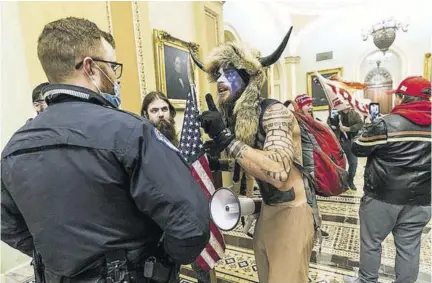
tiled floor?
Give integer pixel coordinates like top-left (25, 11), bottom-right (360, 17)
top-left (6, 160), bottom-right (431, 283)
top-left (181, 158), bottom-right (432, 283)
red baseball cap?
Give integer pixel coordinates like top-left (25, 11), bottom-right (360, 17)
top-left (387, 76), bottom-right (431, 98)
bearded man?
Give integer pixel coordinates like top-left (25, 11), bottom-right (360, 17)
top-left (141, 91), bottom-right (179, 146)
top-left (192, 27), bottom-right (315, 283)
top-left (141, 91), bottom-right (213, 283)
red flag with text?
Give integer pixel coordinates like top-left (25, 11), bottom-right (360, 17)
top-left (315, 72), bottom-right (370, 116)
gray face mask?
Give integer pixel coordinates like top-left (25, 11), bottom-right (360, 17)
top-left (86, 60), bottom-right (121, 108)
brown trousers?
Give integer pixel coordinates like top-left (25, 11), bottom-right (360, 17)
top-left (253, 202), bottom-right (314, 283)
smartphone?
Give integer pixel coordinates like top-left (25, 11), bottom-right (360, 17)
top-left (329, 109), bottom-right (339, 127)
top-left (369, 103), bottom-right (380, 122)
top-left (330, 109), bottom-right (338, 119)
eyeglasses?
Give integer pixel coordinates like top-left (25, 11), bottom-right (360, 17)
top-left (75, 58), bottom-right (123, 79)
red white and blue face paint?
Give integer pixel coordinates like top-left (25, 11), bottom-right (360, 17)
top-left (216, 67), bottom-right (246, 104)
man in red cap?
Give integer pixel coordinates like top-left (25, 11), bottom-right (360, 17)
top-left (387, 85), bottom-right (406, 107)
top-left (347, 76), bottom-right (431, 283)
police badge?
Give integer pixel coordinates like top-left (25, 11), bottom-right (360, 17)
top-left (152, 127), bottom-right (179, 153)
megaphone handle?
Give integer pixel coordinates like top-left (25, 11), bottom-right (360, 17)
top-left (233, 162), bottom-right (241, 183)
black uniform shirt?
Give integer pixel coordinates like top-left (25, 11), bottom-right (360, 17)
top-left (1, 84), bottom-right (210, 277)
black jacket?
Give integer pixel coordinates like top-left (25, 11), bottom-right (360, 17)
top-left (352, 110), bottom-right (431, 206)
top-left (1, 84), bottom-right (210, 277)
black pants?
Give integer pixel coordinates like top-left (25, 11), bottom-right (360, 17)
top-left (341, 139), bottom-right (358, 185)
top-left (43, 268), bottom-right (178, 283)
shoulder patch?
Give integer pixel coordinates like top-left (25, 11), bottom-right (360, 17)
top-left (152, 127), bottom-right (179, 153)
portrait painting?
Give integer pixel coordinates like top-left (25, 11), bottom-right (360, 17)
top-left (307, 67), bottom-right (343, 111)
top-left (153, 29), bottom-right (199, 109)
top-left (164, 46), bottom-right (190, 100)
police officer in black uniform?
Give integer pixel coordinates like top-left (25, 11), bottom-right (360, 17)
top-left (1, 17), bottom-right (210, 283)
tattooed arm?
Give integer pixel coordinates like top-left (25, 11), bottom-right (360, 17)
top-left (227, 103), bottom-right (295, 190)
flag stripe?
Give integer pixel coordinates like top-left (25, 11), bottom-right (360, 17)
top-left (199, 248), bottom-right (216, 268)
top-left (208, 228), bottom-right (225, 257)
top-left (202, 238), bottom-right (219, 264)
top-left (210, 221), bottom-right (225, 250)
top-left (191, 165), bottom-right (212, 199)
top-left (192, 157), bottom-right (216, 195)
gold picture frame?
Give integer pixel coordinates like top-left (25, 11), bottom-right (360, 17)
top-left (424, 53), bottom-right (431, 82)
top-left (153, 29), bottom-right (200, 109)
top-left (307, 67), bottom-right (343, 111)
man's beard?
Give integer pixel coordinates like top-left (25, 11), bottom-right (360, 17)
top-left (217, 88), bottom-right (244, 132)
top-left (99, 69), bottom-right (115, 95)
top-left (156, 118), bottom-right (178, 146)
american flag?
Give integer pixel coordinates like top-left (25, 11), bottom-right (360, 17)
top-left (178, 58), bottom-right (225, 270)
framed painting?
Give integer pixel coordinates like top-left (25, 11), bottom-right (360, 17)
top-left (306, 67), bottom-right (343, 111)
top-left (153, 29), bottom-right (199, 109)
top-left (424, 53), bottom-right (431, 82)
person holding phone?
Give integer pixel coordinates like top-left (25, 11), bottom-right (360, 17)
top-left (328, 108), bottom-right (340, 131)
top-left (368, 103), bottom-right (381, 123)
top-left (347, 76), bottom-right (431, 283)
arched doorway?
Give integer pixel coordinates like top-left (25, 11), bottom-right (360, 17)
top-left (360, 50), bottom-right (402, 113)
top-left (364, 61), bottom-right (393, 114)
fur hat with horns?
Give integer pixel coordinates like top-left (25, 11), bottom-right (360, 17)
top-left (191, 27), bottom-right (293, 147)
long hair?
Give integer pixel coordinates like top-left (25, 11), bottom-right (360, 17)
top-left (141, 91), bottom-right (176, 119)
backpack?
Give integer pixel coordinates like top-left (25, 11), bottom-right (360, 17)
top-left (260, 99), bottom-right (349, 197)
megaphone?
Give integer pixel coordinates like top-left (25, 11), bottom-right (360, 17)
top-left (209, 187), bottom-right (262, 233)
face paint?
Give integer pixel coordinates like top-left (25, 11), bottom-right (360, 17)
top-left (224, 68), bottom-right (244, 95)
top-left (216, 67), bottom-right (246, 105)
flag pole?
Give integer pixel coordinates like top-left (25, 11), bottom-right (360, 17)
top-left (187, 53), bottom-right (199, 108)
top-left (315, 71), bottom-right (334, 109)
top-left (209, 268), bottom-right (217, 283)
top-left (187, 52), bottom-right (219, 283)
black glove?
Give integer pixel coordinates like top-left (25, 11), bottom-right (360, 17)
top-left (200, 110), bottom-right (226, 138)
top-left (199, 94), bottom-right (234, 152)
top-left (207, 155), bottom-right (221, 171)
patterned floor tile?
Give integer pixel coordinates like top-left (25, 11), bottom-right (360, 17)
top-left (183, 160), bottom-right (431, 282)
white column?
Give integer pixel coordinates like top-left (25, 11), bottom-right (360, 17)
top-left (284, 56), bottom-right (301, 101)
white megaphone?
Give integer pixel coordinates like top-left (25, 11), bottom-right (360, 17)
top-left (209, 187), bottom-right (262, 234)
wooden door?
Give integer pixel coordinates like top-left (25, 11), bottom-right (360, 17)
top-left (364, 86), bottom-right (392, 114)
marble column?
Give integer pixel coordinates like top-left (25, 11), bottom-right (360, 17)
top-left (284, 56), bottom-right (301, 101)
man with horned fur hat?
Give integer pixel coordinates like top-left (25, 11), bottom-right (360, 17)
top-left (192, 27), bottom-right (315, 283)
